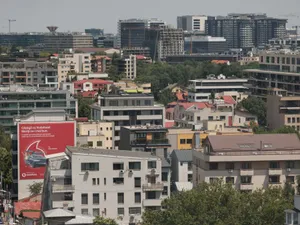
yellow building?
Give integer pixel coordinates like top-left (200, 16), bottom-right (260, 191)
top-left (76, 121), bottom-right (114, 149)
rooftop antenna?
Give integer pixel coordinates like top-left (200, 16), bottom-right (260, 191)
top-left (8, 19), bottom-right (16, 33)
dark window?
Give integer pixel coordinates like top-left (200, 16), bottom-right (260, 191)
top-left (180, 139), bottom-right (186, 144)
top-left (188, 174), bottom-right (193, 182)
top-left (93, 193), bottom-right (99, 204)
top-left (129, 162), bottom-right (141, 170)
top-left (128, 207), bottom-right (141, 215)
top-left (269, 175), bottom-right (280, 183)
top-left (104, 193), bottom-right (106, 201)
top-left (209, 162), bottom-right (218, 170)
top-left (134, 177), bottom-right (141, 188)
top-left (225, 162), bottom-right (234, 170)
top-left (162, 186), bottom-right (168, 195)
top-left (209, 177), bottom-right (218, 183)
top-left (241, 162), bottom-right (252, 169)
top-left (117, 208), bottom-right (124, 215)
top-left (148, 161), bottom-right (157, 169)
top-left (118, 193), bottom-right (124, 204)
top-left (286, 161), bottom-right (295, 169)
top-left (241, 176), bottom-right (252, 184)
top-left (226, 177), bottom-right (234, 184)
top-left (104, 178), bottom-right (106, 185)
top-left (162, 172), bottom-right (168, 181)
top-left (97, 141), bottom-right (102, 147)
top-left (269, 161), bottom-right (280, 169)
top-left (81, 193), bottom-right (88, 204)
top-left (188, 162), bottom-right (192, 171)
top-left (88, 141), bottom-right (93, 147)
top-left (286, 176), bottom-right (295, 184)
top-left (134, 192), bottom-right (141, 203)
top-left (81, 163), bottom-right (99, 171)
top-left (187, 139), bottom-right (192, 144)
top-left (113, 163), bottom-right (124, 170)
top-left (113, 178), bottom-right (124, 185)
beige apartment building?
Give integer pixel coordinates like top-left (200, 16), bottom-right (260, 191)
top-left (267, 91), bottom-right (300, 131)
top-left (58, 53), bottom-right (92, 83)
top-left (77, 121), bottom-right (114, 149)
top-left (193, 134), bottom-right (300, 191)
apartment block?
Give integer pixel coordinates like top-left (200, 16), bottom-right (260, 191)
top-left (170, 150), bottom-right (193, 185)
top-left (73, 79), bottom-right (112, 93)
top-left (0, 61), bottom-right (58, 87)
top-left (91, 93), bottom-right (165, 148)
top-left (42, 146), bottom-right (170, 224)
top-left (77, 121), bottom-right (114, 149)
top-left (285, 196), bottom-right (300, 225)
top-left (267, 91), bottom-right (300, 131)
top-left (246, 50), bottom-right (300, 98)
top-left (58, 53), bottom-right (92, 83)
top-left (177, 15), bottom-right (209, 33)
top-left (0, 85), bottom-right (77, 133)
top-left (193, 134), bottom-right (300, 191)
top-left (91, 55), bottom-right (112, 73)
top-left (188, 75), bottom-right (248, 102)
top-left (118, 55), bottom-right (137, 80)
top-left (184, 36), bottom-right (228, 54)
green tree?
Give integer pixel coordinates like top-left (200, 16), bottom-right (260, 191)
top-left (78, 96), bottom-right (93, 119)
top-left (93, 216), bottom-right (118, 225)
top-left (158, 89), bottom-right (176, 106)
top-left (296, 175), bottom-right (300, 195)
top-left (39, 51), bottom-right (51, 57)
top-left (28, 182), bottom-right (43, 196)
top-left (0, 126), bottom-right (12, 185)
top-left (237, 97), bottom-right (267, 126)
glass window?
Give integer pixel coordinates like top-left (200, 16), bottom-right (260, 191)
top-left (269, 175), bottom-right (280, 183)
top-left (81, 208), bottom-right (88, 215)
top-left (113, 178), bottom-right (124, 185)
top-left (162, 172), bottom-right (168, 181)
top-left (286, 161), bottom-right (295, 169)
top-left (113, 163), bottom-right (124, 170)
top-left (226, 177), bottom-right (234, 184)
top-left (134, 177), bottom-right (141, 188)
top-left (241, 162), bottom-right (252, 169)
top-left (187, 139), bottom-right (192, 144)
top-left (180, 139), bottom-right (186, 144)
top-left (162, 186), bottom-right (168, 195)
top-left (286, 176), bottom-right (295, 184)
top-left (148, 161), bottom-right (157, 169)
top-left (88, 141), bottom-right (93, 147)
top-left (97, 141), bottom-right (102, 147)
top-left (241, 176), bottom-right (252, 184)
top-left (93, 193), bottom-right (99, 204)
top-left (117, 193), bottom-right (124, 204)
top-left (81, 193), bottom-right (88, 204)
top-left (269, 161), bottom-right (280, 169)
top-left (128, 207), bottom-right (141, 215)
top-left (209, 163), bottom-right (218, 170)
top-left (81, 163), bottom-right (99, 171)
top-left (134, 192), bottom-right (141, 203)
top-left (117, 208), bottom-right (124, 215)
top-left (129, 162), bottom-right (141, 170)
top-left (93, 208), bottom-right (99, 216)
top-left (188, 174), bottom-right (193, 182)
top-left (225, 162), bottom-right (234, 170)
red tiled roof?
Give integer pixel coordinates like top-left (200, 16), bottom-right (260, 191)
top-left (136, 55), bottom-right (146, 60)
top-left (211, 60), bottom-right (230, 64)
top-left (22, 211), bottom-right (41, 219)
top-left (179, 102), bottom-right (210, 110)
top-left (165, 121), bottom-right (175, 128)
top-left (14, 202), bottom-right (41, 216)
top-left (74, 79), bottom-right (113, 85)
top-left (166, 108), bottom-right (174, 113)
top-left (18, 194), bottom-right (41, 202)
top-left (176, 92), bottom-right (185, 101)
top-left (79, 91), bottom-right (98, 98)
top-left (75, 117), bottom-right (89, 122)
top-left (222, 96), bottom-right (236, 105)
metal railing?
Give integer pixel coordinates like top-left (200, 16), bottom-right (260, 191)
top-left (142, 183), bottom-right (164, 191)
top-left (52, 184), bottom-right (75, 192)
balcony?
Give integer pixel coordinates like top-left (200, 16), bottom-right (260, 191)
top-left (52, 184), bottom-right (75, 193)
top-left (142, 183), bottom-right (164, 191)
top-left (268, 169), bottom-right (282, 175)
top-left (131, 139), bottom-right (170, 146)
top-left (52, 200), bottom-right (74, 208)
top-left (143, 199), bottom-right (162, 207)
top-left (102, 115), bottom-right (129, 121)
top-left (50, 169), bottom-right (71, 178)
top-left (240, 169), bottom-right (254, 176)
top-left (137, 115), bottom-right (162, 120)
top-left (240, 183), bottom-right (253, 191)
top-left (268, 183), bottom-right (282, 188)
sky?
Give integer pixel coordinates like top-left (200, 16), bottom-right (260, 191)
top-left (0, 0), bottom-right (300, 34)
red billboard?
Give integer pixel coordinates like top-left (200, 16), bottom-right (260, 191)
top-left (18, 122), bottom-right (75, 180)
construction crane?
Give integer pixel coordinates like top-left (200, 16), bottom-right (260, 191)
top-left (8, 19), bottom-right (16, 33)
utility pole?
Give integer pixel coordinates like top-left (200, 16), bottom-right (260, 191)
top-left (8, 19), bottom-right (16, 33)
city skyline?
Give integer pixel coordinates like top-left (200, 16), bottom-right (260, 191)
top-left (0, 0), bottom-right (299, 34)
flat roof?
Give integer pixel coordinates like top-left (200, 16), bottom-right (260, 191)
top-left (100, 93), bottom-right (153, 98)
top-left (66, 146), bottom-right (159, 159)
top-left (172, 150), bottom-right (193, 162)
top-left (189, 78), bottom-right (248, 82)
top-left (245, 69), bottom-right (300, 77)
top-left (121, 125), bottom-right (167, 131)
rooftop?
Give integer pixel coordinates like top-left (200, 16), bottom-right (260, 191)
top-left (100, 93), bottom-right (153, 98)
top-left (66, 146), bottom-right (159, 159)
top-left (172, 150), bottom-right (193, 162)
top-left (121, 125), bottom-right (167, 131)
top-left (74, 79), bottom-right (113, 85)
top-left (207, 134), bottom-right (300, 152)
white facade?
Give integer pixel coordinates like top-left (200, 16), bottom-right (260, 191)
top-left (42, 147), bottom-right (170, 225)
top-left (170, 150), bottom-right (193, 183)
top-left (188, 76), bottom-right (248, 102)
top-left (177, 15), bottom-right (208, 33)
top-left (119, 55), bottom-right (137, 80)
top-left (58, 53), bottom-right (92, 83)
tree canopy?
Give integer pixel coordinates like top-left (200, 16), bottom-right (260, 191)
top-left (142, 180), bottom-right (293, 225)
top-left (0, 126), bottom-right (12, 185)
top-left (93, 216), bottom-right (118, 225)
top-left (28, 182), bottom-right (43, 196)
top-left (77, 96), bottom-right (94, 119)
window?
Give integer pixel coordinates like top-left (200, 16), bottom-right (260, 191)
top-left (93, 208), bottom-right (99, 216)
top-left (93, 193), bottom-right (99, 204)
top-left (81, 163), bottom-right (99, 171)
top-left (241, 176), bottom-right (252, 184)
top-left (88, 141), bottom-right (93, 147)
top-left (269, 161), bottom-right (280, 169)
top-left (97, 141), bottom-right (102, 147)
top-left (148, 161), bottom-right (157, 169)
top-left (81, 193), bottom-right (88, 204)
top-left (117, 193), bottom-right (124, 204)
top-left (188, 162), bottom-right (192, 171)
top-left (208, 116), bottom-right (213, 121)
top-left (288, 117), bottom-right (291, 123)
top-left (241, 162), bottom-right (252, 170)
top-left (104, 178), bottom-right (106, 185)
top-left (286, 161), bottom-right (295, 169)
top-left (81, 208), bottom-right (88, 215)
top-left (135, 192), bottom-right (141, 203)
top-left (129, 162), bottom-right (141, 170)
top-left (180, 139), bottom-right (186, 144)
top-left (209, 177), bottom-right (218, 183)
top-left (293, 118), bottom-right (296, 123)
top-left (269, 175), bottom-right (280, 183)
top-left (113, 178), bottom-right (124, 185)
top-left (209, 162), bottom-right (218, 170)
top-left (197, 116), bottom-right (201, 121)
top-left (187, 139), bottom-right (192, 144)
top-left (92, 178), bottom-right (96, 185)
top-left (286, 176), bottom-right (295, 184)
top-left (134, 177), bottom-right (141, 188)
top-left (113, 163), bottom-right (124, 170)
top-left (226, 177), bottom-right (234, 184)
top-left (104, 193), bottom-right (106, 201)
top-left (188, 174), bottom-right (193, 182)
top-left (117, 208), bottom-right (124, 215)
top-left (162, 186), bottom-right (168, 195)
top-left (225, 162), bottom-right (234, 170)
top-left (92, 178), bottom-right (99, 185)
top-left (129, 207), bottom-right (141, 215)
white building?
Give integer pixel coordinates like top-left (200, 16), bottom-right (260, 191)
top-left (188, 75), bottom-right (249, 102)
top-left (177, 15), bottom-right (208, 33)
top-left (58, 53), bottom-right (92, 84)
top-left (170, 150), bottom-right (193, 191)
top-left (118, 55), bottom-right (136, 80)
top-left (193, 134), bottom-right (300, 191)
top-left (285, 195), bottom-right (300, 225)
top-left (42, 146), bottom-right (170, 225)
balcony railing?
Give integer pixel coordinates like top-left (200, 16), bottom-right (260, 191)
top-left (131, 139), bottom-right (170, 146)
top-left (142, 183), bottom-right (164, 191)
top-left (52, 200), bottom-right (74, 208)
top-left (52, 184), bottom-right (75, 193)
top-left (240, 183), bottom-right (253, 190)
top-left (142, 199), bottom-right (162, 207)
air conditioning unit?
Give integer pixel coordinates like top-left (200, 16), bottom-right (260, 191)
top-left (120, 170), bottom-right (124, 174)
top-left (287, 168), bottom-right (291, 172)
top-left (129, 170), bottom-right (133, 174)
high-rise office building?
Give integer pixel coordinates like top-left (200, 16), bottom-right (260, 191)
top-left (84, 28), bottom-right (104, 38)
top-left (117, 18), bottom-right (166, 48)
top-left (177, 15), bottom-right (211, 33)
top-left (206, 13), bottom-right (287, 49)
